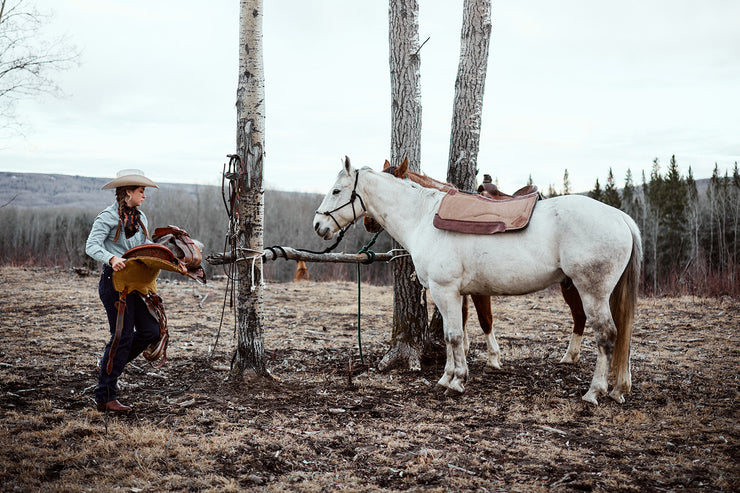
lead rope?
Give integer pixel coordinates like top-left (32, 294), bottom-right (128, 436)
top-left (355, 231), bottom-right (381, 364)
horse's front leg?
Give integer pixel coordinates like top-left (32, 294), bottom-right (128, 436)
top-left (430, 286), bottom-right (468, 394)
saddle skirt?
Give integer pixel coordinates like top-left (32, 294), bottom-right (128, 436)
top-left (433, 187), bottom-right (540, 235)
top-left (112, 243), bottom-right (187, 295)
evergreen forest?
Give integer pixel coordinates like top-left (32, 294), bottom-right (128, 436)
top-left (580, 157), bottom-right (739, 297)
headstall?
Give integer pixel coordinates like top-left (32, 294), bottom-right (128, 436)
top-left (315, 169), bottom-right (367, 232)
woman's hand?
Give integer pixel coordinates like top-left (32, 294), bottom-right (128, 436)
top-left (110, 256), bottom-right (126, 271)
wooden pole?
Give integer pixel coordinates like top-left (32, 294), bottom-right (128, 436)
top-left (207, 247), bottom-right (400, 266)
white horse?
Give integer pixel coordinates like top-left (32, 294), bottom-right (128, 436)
top-left (314, 158), bottom-right (642, 405)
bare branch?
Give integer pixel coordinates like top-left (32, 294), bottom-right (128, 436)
top-left (0, 0), bottom-right (79, 130)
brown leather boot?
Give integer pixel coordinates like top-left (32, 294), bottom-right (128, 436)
top-left (96, 400), bottom-right (132, 412)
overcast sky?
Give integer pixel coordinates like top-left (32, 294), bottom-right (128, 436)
top-left (2, 0), bottom-right (738, 194)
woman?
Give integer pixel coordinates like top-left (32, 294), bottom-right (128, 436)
top-left (85, 169), bottom-right (160, 412)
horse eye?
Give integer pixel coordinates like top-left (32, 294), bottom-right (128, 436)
top-left (332, 189), bottom-right (340, 195)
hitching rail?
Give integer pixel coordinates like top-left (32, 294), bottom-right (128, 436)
top-left (206, 247), bottom-right (401, 266)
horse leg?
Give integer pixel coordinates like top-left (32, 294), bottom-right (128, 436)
top-left (430, 286), bottom-right (467, 393)
top-left (462, 295), bottom-right (471, 355)
top-left (580, 295), bottom-right (617, 405)
top-left (559, 279), bottom-right (587, 364)
top-left (471, 295), bottom-right (501, 369)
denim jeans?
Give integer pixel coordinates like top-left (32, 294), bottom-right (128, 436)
top-left (95, 265), bottom-right (160, 404)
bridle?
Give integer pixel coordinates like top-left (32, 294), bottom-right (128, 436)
top-left (315, 169), bottom-right (367, 233)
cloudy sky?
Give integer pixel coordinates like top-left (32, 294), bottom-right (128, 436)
top-left (2, 0), bottom-right (738, 194)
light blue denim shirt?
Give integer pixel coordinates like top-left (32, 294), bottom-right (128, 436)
top-left (85, 202), bottom-right (150, 265)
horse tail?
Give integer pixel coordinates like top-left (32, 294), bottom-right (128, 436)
top-left (609, 215), bottom-right (642, 384)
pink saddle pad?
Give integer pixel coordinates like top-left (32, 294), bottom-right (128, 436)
top-left (433, 188), bottom-right (540, 234)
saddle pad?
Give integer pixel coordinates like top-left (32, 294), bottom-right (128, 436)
top-left (433, 189), bottom-right (539, 234)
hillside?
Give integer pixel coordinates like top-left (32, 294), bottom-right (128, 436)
top-left (1, 171), bottom-right (713, 211)
top-left (0, 172), bottom-right (223, 210)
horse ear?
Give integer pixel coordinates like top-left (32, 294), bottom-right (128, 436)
top-left (394, 157), bottom-right (408, 178)
top-left (344, 156), bottom-right (352, 175)
top-left (383, 160), bottom-right (391, 171)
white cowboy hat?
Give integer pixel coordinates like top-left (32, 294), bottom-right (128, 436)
top-left (102, 169), bottom-right (159, 190)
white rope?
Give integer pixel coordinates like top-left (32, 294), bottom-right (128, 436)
top-left (233, 248), bottom-right (266, 291)
top-left (388, 249), bottom-right (411, 263)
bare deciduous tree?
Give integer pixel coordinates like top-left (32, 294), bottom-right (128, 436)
top-left (446, 0), bottom-right (492, 191)
top-left (378, 0), bottom-right (429, 372)
top-left (233, 0), bottom-right (267, 377)
top-left (0, 0), bottom-right (78, 130)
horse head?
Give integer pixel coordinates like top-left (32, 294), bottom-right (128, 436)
top-left (362, 158), bottom-right (409, 233)
top-left (313, 156), bottom-right (367, 240)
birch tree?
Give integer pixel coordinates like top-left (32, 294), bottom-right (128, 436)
top-left (378, 0), bottom-right (428, 371)
top-left (233, 0), bottom-right (266, 376)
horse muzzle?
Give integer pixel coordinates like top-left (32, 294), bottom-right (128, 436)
top-left (313, 216), bottom-right (336, 240)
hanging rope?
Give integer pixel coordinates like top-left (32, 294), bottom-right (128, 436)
top-left (354, 231), bottom-right (382, 364)
top-left (212, 151), bottom-right (402, 370)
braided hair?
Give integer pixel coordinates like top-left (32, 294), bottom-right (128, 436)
top-left (113, 186), bottom-right (150, 242)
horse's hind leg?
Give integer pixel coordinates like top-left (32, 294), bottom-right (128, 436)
top-left (559, 278), bottom-right (587, 364)
top-left (471, 295), bottom-right (501, 369)
top-left (580, 295), bottom-right (617, 405)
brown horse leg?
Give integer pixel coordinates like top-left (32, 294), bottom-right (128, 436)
top-left (461, 295), bottom-right (470, 354)
top-left (471, 295), bottom-right (501, 369)
top-left (560, 278), bottom-right (587, 363)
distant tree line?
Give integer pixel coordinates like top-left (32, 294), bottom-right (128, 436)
top-left (576, 157), bottom-right (738, 297)
top-left (0, 185), bottom-right (394, 284)
top-left (1, 159), bottom-right (737, 296)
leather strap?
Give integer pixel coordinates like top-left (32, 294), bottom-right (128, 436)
top-left (141, 293), bottom-right (169, 368)
top-left (107, 288), bottom-right (128, 375)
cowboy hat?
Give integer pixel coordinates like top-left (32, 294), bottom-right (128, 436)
top-left (102, 169), bottom-right (159, 190)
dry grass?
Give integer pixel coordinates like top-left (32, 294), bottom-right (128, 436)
top-left (0, 266), bottom-right (738, 491)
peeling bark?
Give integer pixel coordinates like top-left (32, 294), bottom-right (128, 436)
top-left (234, 0), bottom-right (266, 377)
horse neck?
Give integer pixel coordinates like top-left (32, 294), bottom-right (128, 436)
top-left (359, 170), bottom-right (439, 248)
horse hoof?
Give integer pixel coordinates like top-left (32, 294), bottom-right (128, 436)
top-left (608, 390), bottom-right (626, 404)
top-left (581, 392), bottom-right (599, 405)
top-left (486, 359), bottom-right (502, 370)
top-left (559, 353), bottom-right (579, 364)
top-left (448, 379), bottom-right (465, 394)
top-left (436, 375), bottom-right (452, 389)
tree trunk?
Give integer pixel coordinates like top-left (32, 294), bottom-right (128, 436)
top-left (378, 0), bottom-right (428, 372)
top-left (446, 0), bottom-right (492, 190)
top-left (233, 0), bottom-right (266, 376)
top-left (429, 0), bottom-right (492, 339)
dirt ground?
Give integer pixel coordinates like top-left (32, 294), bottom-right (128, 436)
top-left (0, 266), bottom-right (738, 492)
